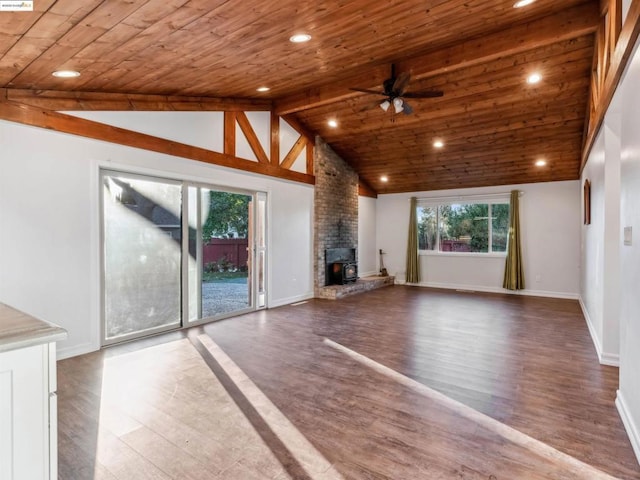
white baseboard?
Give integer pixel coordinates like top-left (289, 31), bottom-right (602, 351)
top-left (600, 352), bottom-right (620, 366)
top-left (578, 297), bottom-right (620, 367)
top-left (407, 281), bottom-right (579, 300)
top-left (57, 341), bottom-right (99, 360)
top-left (515, 289), bottom-right (580, 300)
top-left (617, 390), bottom-right (640, 466)
top-left (269, 292), bottom-right (314, 309)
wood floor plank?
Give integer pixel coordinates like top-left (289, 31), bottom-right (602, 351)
top-left (201, 286), bottom-right (640, 480)
top-left (57, 338), bottom-right (288, 480)
top-left (119, 426), bottom-right (222, 480)
top-left (56, 286), bottom-right (640, 479)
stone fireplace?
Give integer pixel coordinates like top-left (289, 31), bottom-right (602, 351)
top-left (313, 139), bottom-right (358, 294)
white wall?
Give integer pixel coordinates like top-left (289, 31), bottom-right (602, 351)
top-left (377, 181), bottom-right (581, 298)
top-left (357, 196), bottom-right (377, 277)
top-left (581, 115), bottom-right (622, 366)
top-left (616, 37), bottom-right (640, 464)
top-left (0, 117), bottom-right (314, 359)
top-left (580, 130), bottom-right (607, 361)
top-left (581, 33), bottom-right (640, 465)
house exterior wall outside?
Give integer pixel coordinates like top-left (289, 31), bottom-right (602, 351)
top-left (0, 118), bottom-right (314, 359)
top-left (376, 180), bottom-right (581, 298)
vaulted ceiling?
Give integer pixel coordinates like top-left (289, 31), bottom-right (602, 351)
top-left (0, 0), bottom-right (601, 194)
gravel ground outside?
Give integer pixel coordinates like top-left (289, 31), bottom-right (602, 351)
top-left (201, 278), bottom-right (250, 318)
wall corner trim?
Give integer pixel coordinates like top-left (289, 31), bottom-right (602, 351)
top-left (616, 390), bottom-right (640, 466)
top-left (578, 296), bottom-right (620, 366)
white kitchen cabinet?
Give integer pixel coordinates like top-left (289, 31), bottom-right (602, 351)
top-left (0, 304), bottom-right (66, 480)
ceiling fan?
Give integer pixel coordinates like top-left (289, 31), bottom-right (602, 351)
top-left (350, 64), bottom-right (443, 114)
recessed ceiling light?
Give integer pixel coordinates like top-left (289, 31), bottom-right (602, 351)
top-left (527, 73), bottom-right (542, 84)
top-left (380, 175), bottom-right (388, 183)
top-left (513, 0), bottom-right (535, 8)
top-left (52, 70), bottom-right (80, 78)
top-left (535, 159), bottom-right (547, 167)
top-left (433, 140), bottom-right (444, 148)
top-left (256, 86), bottom-right (270, 92)
top-left (327, 119), bottom-right (338, 128)
top-left (289, 33), bottom-right (311, 43)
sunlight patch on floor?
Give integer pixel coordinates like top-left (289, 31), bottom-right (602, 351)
top-left (197, 334), bottom-right (345, 480)
top-left (323, 337), bottom-right (621, 480)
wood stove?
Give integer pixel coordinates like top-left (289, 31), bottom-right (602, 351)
top-left (330, 261), bottom-right (358, 284)
top-left (325, 248), bottom-right (358, 285)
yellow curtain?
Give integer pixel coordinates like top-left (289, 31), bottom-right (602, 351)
top-left (503, 190), bottom-right (525, 290)
top-left (406, 197), bottom-right (420, 283)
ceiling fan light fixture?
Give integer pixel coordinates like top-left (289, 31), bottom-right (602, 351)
top-left (380, 100), bottom-right (391, 112)
top-left (393, 97), bottom-right (404, 114)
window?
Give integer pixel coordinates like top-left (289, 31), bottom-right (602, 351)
top-left (417, 198), bottom-right (510, 254)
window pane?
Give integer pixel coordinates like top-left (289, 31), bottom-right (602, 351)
top-left (439, 204), bottom-right (489, 252)
top-left (491, 203), bottom-right (510, 252)
top-left (417, 206), bottom-right (437, 250)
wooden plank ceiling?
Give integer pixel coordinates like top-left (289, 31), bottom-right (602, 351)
top-left (0, 0), bottom-right (600, 193)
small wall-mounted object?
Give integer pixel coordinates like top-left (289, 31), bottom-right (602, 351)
top-left (624, 226), bottom-right (632, 246)
top-left (583, 179), bottom-right (591, 225)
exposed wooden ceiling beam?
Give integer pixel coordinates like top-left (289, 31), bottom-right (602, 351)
top-left (581, 0), bottom-right (640, 170)
top-left (274, 2), bottom-right (599, 116)
top-left (0, 89), bottom-right (272, 111)
top-left (0, 100), bottom-right (313, 186)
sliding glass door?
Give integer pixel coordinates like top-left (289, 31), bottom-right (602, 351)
top-left (101, 170), bottom-right (266, 345)
top-left (102, 172), bottom-right (183, 344)
top-left (188, 187), bottom-right (253, 321)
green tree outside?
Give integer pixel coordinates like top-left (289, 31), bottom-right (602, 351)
top-left (202, 191), bottom-right (250, 240)
top-left (417, 202), bottom-right (510, 252)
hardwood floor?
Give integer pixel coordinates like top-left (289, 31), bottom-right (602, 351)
top-left (57, 286), bottom-right (640, 479)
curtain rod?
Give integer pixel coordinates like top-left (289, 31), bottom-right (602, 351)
top-left (411, 191), bottom-right (523, 202)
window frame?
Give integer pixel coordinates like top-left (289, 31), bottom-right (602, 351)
top-left (417, 195), bottom-right (510, 257)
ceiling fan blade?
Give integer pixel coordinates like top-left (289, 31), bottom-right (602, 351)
top-left (402, 101), bottom-right (413, 115)
top-left (350, 87), bottom-right (388, 96)
top-left (392, 72), bottom-right (411, 95)
top-left (403, 90), bottom-right (444, 98)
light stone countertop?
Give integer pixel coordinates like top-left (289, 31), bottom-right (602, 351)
top-left (0, 302), bottom-right (67, 354)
